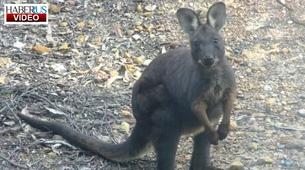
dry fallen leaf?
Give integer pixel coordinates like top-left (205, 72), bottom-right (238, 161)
top-left (58, 21), bottom-right (68, 27)
top-left (58, 42), bottom-right (69, 53)
top-left (114, 23), bottom-right (123, 37)
top-left (0, 57), bottom-right (12, 68)
top-left (143, 23), bottom-right (154, 32)
top-left (121, 110), bottom-right (133, 119)
top-left (92, 36), bottom-right (102, 46)
top-left (75, 69), bottom-right (90, 74)
top-left (87, 20), bottom-right (95, 28)
top-left (266, 98), bottom-right (276, 108)
top-left (50, 4), bottom-right (60, 14)
top-left (133, 56), bottom-right (144, 65)
top-left (91, 64), bottom-right (103, 73)
top-left (0, 75), bottom-right (7, 84)
top-left (46, 25), bottom-right (55, 44)
top-left (143, 12), bottom-right (153, 17)
top-left (94, 70), bottom-right (109, 82)
top-left (105, 70), bottom-right (120, 88)
top-left (133, 70), bottom-right (142, 79)
top-left (32, 44), bottom-right (51, 54)
top-left (120, 122), bottom-right (130, 134)
top-left (77, 35), bottom-right (86, 45)
top-left (77, 21), bottom-right (85, 30)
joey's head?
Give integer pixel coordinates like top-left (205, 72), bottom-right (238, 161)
top-left (176, 2), bottom-right (227, 69)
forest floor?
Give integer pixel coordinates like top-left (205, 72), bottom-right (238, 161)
top-left (0, 0), bottom-right (305, 169)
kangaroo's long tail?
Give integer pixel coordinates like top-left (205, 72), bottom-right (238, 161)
top-left (17, 111), bottom-right (151, 162)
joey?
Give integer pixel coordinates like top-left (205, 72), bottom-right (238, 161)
top-left (17, 2), bottom-right (236, 170)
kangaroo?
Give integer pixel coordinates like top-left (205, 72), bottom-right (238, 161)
top-left (18, 2), bottom-right (236, 170)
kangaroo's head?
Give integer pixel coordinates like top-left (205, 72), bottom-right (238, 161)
top-left (176, 2), bottom-right (227, 69)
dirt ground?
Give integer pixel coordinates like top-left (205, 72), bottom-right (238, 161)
top-left (0, 0), bottom-right (305, 169)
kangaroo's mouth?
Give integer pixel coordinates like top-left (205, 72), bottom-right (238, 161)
top-left (198, 59), bottom-right (215, 67)
top-left (204, 58), bottom-right (215, 66)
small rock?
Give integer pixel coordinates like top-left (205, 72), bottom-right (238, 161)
top-left (98, 135), bottom-right (111, 143)
top-left (143, 12), bottom-right (153, 17)
top-left (298, 109), bottom-right (305, 117)
top-left (144, 4), bottom-right (156, 12)
top-left (124, 13), bottom-right (131, 18)
top-left (47, 152), bottom-right (57, 158)
top-left (280, 158), bottom-right (293, 167)
top-left (263, 85), bottom-right (272, 91)
top-left (246, 68), bottom-right (252, 73)
top-left (132, 34), bottom-right (141, 40)
top-left (161, 46), bottom-right (167, 54)
top-left (265, 117), bottom-right (271, 123)
top-left (121, 110), bottom-right (133, 118)
top-left (3, 121), bottom-right (15, 126)
top-left (248, 142), bottom-right (258, 151)
top-left (265, 98), bottom-right (276, 107)
top-left (285, 139), bottom-right (305, 150)
top-left (229, 120), bottom-right (238, 130)
top-left (299, 94), bottom-right (305, 99)
top-left (136, 4), bottom-right (143, 12)
top-left (13, 41), bottom-right (25, 49)
top-left (52, 135), bottom-right (64, 140)
top-left (79, 167), bottom-right (91, 170)
top-left (143, 59), bottom-right (152, 66)
top-left (51, 63), bottom-right (66, 73)
top-left (277, 143), bottom-right (285, 149)
top-left (228, 160), bottom-right (244, 170)
top-left (256, 156), bottom-right (273, 165)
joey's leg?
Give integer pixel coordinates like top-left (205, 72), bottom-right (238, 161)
top-left (190, 132), bottom-right (223, 170)
top-left (152, 108), bottom-right (181, 170)
top-left (192, 99), bottom-right (219, 145)
top-left (218, 89), bottom-right (236, 140)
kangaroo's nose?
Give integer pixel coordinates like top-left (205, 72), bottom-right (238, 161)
top-left (204, 56), bottom-right (214, 66)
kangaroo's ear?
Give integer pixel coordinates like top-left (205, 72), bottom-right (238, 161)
top-left (207, 2), bottom-right (227, 31)
top-left (176, 8), bottom-right (200, 36)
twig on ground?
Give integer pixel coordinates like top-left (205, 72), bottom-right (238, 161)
top-left (273, 125), bottom-right (305, 131)
top-left (5, 102), bottom-right (21, 126)
top-left (0, 126), bottom-right (21, 135)
top-left (0, 106), bottom-right (7, 113)
top-left (276, 0), bottom-right (305, 26)
top-left (28, 139), bottom-right (77, 150)
top-left (27, 93), bottom-right (62, 111)
top-left (0, 153), bottom-right (28, 169)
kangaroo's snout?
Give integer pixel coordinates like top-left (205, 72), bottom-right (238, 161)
top-left (203, 57), bottom-right (215, 66)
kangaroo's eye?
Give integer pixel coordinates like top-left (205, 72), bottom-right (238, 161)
top-left (213, 39), bottom-right (219, 44)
